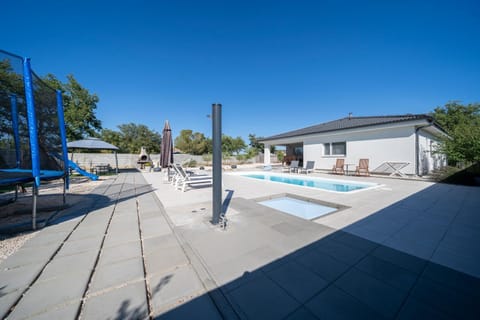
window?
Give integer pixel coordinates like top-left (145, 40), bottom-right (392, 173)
top-left (324, 143), bottom-right (331, 155)
top-left (324, 142), bottom-right (346, 156)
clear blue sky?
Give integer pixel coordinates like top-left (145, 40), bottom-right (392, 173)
top-left (3, 0), bottom-right (480, 142)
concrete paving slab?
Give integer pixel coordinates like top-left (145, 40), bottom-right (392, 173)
top-left (157, 293), bottom-right (223, 320)
top-left (56, 235), bottom-right (103, 257)
top-left (0, 290), bottom-right (23, 319)
top-left (68, 224), bottom-right (108, 242)
top-left (89, 257), bottom-right (145, 293)
top-left (0, 262), bottom-right (43, 295)
top-left (397, 298), bottom-right (452, 320)
top-left (1, 245), bottom-right (58, 270)
top-left (335, 267), bottom-right (406, 318)
top-left (296, 250), bottom-right (350, 282)
top-left (103, 227), bottom-right (140, 247)
top-left (82, 281), bottom-right (148, 320)
top-left (149, 265), bottom-right (205, 316)
top-left (312, 237), bottom-right (369, 265)
top-left (20, 230), bottom-right (69, 249)
top-left (431, 245), bottom-right (480, 279)
top-left (410, 276), bottom-right (480, 319)
top-left (422, 262), bottom-right (480, 299)
top-left (143, 234), bottom-right (179, 255)
top-left (284, 307), bottom-right (319, 320)
top-left (226, 272), bottom-right (300, 320)
top-left (370, 245), bottom-right (427, 274)
top-left (8, 271), bottom-right (87, 319)
top-left (97, 240), bottom-right (142, 266)
top-left (329, 230), bottom-right (379, 253)
top-left (305, 285), bottom-right (383, 319)
top-left (144, 244), bottom-right (189, 276)
top-left (39, 250), bottom-right (97, 282)
top-left (23, 301), bottom-right (80, 320)
top-left (140, 216), bottom-right (172, 239)
top-left (265, 260), bottom-right (328, 303)
top-left (207, 245), bottom-right (283, 285)
top-left (355, 255), bottom-right (418, 293)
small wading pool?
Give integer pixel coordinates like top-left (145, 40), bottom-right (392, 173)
top-left (258, 195), bottom-right (347, 220)
top-left (239, 172), bottom-right (376, 192)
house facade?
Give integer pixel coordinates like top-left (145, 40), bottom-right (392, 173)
top-left (259, 114), bottom-right (448, 176)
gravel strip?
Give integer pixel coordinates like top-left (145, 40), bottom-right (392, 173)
top-left (0, 231), bottom-right (38, 264)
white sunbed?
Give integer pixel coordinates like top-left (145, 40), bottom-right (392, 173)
top-left (174, 164), bottom-right (213, 192)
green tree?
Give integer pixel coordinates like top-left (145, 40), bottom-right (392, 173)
top-left (222, 135), bottom-right (246, 155)
top-left (0, 59), bottom-right (23, 94)
top-left (248, 134), bottom-right (264, 154)
top-left (174, 129), bottom-right (209, 155)
top-left (101, 123), bottom-right (161, 153)
top-left (0, 59), bottom-right (24, 151)
top-left (248, 133), bottom-right (275, 154)
top-left (43, 74), bottom-right (102, 140)
top-left (432, 102), bottom-right (480, 164)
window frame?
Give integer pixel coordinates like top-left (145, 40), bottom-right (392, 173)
top-left (323, 141), bottom-right (346, 156)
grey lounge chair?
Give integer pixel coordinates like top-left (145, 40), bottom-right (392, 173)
top-left (289, 160), bottom-right (299, 173)
top-left (300, 161), bottom-right (315, 174)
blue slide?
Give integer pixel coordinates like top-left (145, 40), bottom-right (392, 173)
top-left (68, 160), bottom-right (99, 181)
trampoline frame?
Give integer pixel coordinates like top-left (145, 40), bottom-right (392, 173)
top-left (1, 51), bottom-right (69, 230)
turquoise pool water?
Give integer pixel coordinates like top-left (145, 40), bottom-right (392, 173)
top-left (259, 197), bottom-right (337, 219)
top-left (242, 173), bottom-right (373, 192)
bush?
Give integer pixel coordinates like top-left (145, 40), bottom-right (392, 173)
top-left (183, 159), bottom-right (197, 167)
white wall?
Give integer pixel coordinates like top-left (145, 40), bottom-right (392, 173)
top-left (303, 125), bottom-right (417, 175)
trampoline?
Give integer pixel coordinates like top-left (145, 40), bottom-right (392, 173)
top-left (1, 49), bottom-right (69, 230)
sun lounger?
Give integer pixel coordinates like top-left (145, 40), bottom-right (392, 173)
top-left (355, 158), bottom-right (370, 176)
top-left (332, 159), bottom-right (345, 174)
top-left (174, 164), bottom-right (212, 192)
top-left (300, 161), bottom-right (315, 174)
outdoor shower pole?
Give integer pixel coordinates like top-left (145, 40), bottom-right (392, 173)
top-left (212, 103), bottom-right (222, 224)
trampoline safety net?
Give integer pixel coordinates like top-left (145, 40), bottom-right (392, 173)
top-left (0, 49), bottom-right (68, 188)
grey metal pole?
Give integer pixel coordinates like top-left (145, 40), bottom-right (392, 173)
top-left (212, 103), bottom-right (222, 224)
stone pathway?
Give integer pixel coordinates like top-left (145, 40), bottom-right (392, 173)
top-left (0, 172), bottom-right (223, 319)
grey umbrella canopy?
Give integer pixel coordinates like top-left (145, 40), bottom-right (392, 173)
top-left (67, 137), bottom-right (119, 173)
top-left (160, 121), bottom-right (174, 168)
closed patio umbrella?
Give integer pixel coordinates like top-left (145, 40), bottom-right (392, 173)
top-left (160, 120), bottom-right (174, 169)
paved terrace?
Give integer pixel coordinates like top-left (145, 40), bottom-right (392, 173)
top-left (1, 170), bottom-right (479, 319)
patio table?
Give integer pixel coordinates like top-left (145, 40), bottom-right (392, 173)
top-left (344, 163), bottom-right (355, 175)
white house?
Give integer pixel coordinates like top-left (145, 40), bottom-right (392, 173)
top-left (259, 114), bottom-right (448, 176)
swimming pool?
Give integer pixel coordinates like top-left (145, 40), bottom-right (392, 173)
top-left (237, 172), bottom-right (377, 192)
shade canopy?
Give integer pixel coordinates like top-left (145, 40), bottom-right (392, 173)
top-left (160, 120), bottom-right (174, 168)
top-left (67, 137), bottom-right (119, 150)
top-left (67, 137), bottom-right (119, 174)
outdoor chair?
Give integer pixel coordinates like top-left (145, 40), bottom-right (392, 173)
top-left (332, 158), bottom-right (345, 174)
top-left (289, 160), bottom-right (299, 173)
top-left (300, 161), bottom-right (315, 174)
top-left (174, 164), bottom-right (212, 192)
top-left (355, 158), bottom-right (370, 176)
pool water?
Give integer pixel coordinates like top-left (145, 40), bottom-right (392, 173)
top-left (259, 197), bottom-right (337, 220)
top-left (243, 173), bottom-right (373, 192)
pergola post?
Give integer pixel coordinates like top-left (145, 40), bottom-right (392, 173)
top-left (114, 151), bottom-right (119, 174)
top-left (264, 144), bottom-right (271, 166)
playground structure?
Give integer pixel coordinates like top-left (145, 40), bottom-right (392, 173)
top-left (0, 49), bottom-right (69, 230)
